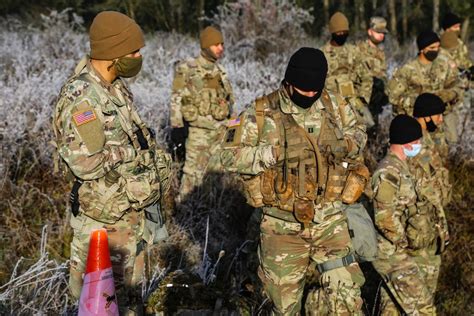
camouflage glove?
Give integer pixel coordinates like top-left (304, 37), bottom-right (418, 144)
top-left (117, 144), bottom-right (137, 163)
top-left (436, 89), bottom-right (458, 105)
top-left (136, 149), bottom-right (155, 166)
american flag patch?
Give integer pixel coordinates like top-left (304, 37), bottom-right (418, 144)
top-left (227, 117), bottom-right (241, 127)
top-left (73, 110), bottom-right (97, 126)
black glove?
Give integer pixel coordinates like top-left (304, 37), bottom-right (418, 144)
top-left (369, 77), bottom-right (389, 115)
top-left (170, 123), bottom-right (189, 162)
top-left (135, 129), bottom-right (149, 150)
top-left (470, 65), bottom-right (474, 81)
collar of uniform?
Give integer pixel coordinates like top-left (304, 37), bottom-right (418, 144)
top-left (278, 85), bottom-right (324, 115)
top-left (387, 151), bottom-right (409, 171)
top-left (86, 58), bottom-right (114, 89)
top-left (197, 54), bottom-right (216, 69)
top-left (86, 58), bottom-right (126, 106)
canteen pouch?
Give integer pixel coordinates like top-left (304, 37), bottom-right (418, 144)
top-left (293, 198), bottom-right (314, 224)
top-left (341, 164), bottom-right (370, 204)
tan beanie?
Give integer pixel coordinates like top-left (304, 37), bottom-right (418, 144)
top-left (440, 31), bottom-right (459, 49)
top-left (200, 26), bottom-right (224, 49)
top-left (89, 11), bottom-right (145, 60)
top-left (329, 12), bottom-right (349, 33)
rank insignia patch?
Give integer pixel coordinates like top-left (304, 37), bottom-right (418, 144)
top-left (73, 110), bottom-right (97, 126)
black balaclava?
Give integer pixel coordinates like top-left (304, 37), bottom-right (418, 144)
top-left (389, 115), bottom-right (422, 144)
top-left (331, 32), bottom-right (349, 46)
top-left (284, 47), bottom-right (328, 108)
top-left (413, 93), bottom-right (446, 133)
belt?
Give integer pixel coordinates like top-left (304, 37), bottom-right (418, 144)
top-left (316, 253), bottom-right (357, 273)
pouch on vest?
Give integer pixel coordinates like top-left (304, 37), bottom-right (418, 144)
top-left (344, 203), bottom-right (378, 262)
top-left (336, 79), bottom-right (356, 97)
top-left (341, 164), bottom-right (370, 204)
top-left (143, 202), bottom-right (168, 244)
top-left (181, 103), bottom-right (199, 122)
top-left (242, 175), bottom-right (264, 207)
top-left (406, 204), bottom-right (437, 250)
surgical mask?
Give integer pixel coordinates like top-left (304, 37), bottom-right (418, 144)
top-left (331, 33), bottom-right (349, 46)
top-left (424, 50), bottom-right (439, 62)
top-left (114, 56), bottom-right (143, 78)
top-left (289, 88), bottom-right (320, 109)
top-left (403, 143), bottom-right (422, 157)
top-left (425, 118), bottom-right (438, 132)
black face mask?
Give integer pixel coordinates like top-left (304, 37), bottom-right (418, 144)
top-left (425, 117), bottom-right (438, 132)
top-left (289, 88), bottom-right (320, 109)
top-left (424, 50), bottom-right (439, 61)
top-left (331, 33), bottom-right (349, 46)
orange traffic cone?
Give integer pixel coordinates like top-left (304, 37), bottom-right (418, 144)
top-left (78, 228), bottom-right (119, 316)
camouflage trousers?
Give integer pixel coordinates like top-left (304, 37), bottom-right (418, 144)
top-left (258, 203), bottom-right (365, 315)
top-left (180, 126), bottom-right (220, 198)
top-left (411, 248), bottom-right (441, 314)
top-left (69, 210), bottom-right (146, 315)
top-left (372, 251), bottom-right (433, 315)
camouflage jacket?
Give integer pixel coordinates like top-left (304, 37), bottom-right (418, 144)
top-left (372, 152), bottom-right (416, 258)
top-left (219, 86), bottom-right (366, 175)
top-left (356, 40), bottom-right (387, 81)
top-left (170, 54), bottom-right (234, 130)
top-left (388, 55), bottom-right (461, 115)
top-left (321, 42), bottom-right (373, 103)
top-left (443, 37), bottom-right (472, 70)
top-left (408, 130), bottom-right (450, 237)
top-left (53, 57), bottom-right (171, 223)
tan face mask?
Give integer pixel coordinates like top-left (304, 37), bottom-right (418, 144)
top-left (112, 56), bottom-right (143, 78)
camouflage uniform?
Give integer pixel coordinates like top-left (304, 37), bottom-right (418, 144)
top-left (220, 86), bottom-right (367, 315)
top-left (53, 58), bottom-right (171, 313)
top-left (321, 42), bottom-right (374, 127)
top-left (170, 54), bottom-right (234, 197)
top-left (388, 54), bottom-right (462, 147)
top-left (406, 129), bottom-right (450, 312)
top-left (372, 152), bottom-right (433, 315)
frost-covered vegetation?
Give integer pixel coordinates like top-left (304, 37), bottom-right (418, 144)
top-left (0, 1), bottom-right (473, 315)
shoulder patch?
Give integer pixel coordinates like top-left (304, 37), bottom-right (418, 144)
top-left (384, 172), bottom-right (399, 186)
top-left (72, 100), bottom-right (105, 154)
top-left (227, 117), bottom-right (241, 127)
top-left (72, 103), bottom-right (97, 127)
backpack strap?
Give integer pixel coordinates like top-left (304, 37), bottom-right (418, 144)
top-left (254, 90), bottom-right (280, 142)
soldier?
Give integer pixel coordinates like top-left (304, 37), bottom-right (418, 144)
top-left (322, 12), bottom-right (374, 128)
top-left (170, 26), bottom-right (234, 198)
top-left (407, 93), bottom-right (451, 313)
top-left (441, 12), bottom-right (473, 71)
top-left (356, 16), bottom-right (389, 128)
top-left (388, 30), bottom-right (462, 154)
top-left (371, 115), bottom-right (433, 315)
top-left (52, 11), bottom-right (171, 315)
top-left (219, 47), bottom-right (368, 315)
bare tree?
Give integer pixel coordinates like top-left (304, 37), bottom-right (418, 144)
top-left (372, 0), bottom-right (377, 11)
top-left (358, 0), bottom-right (367, 31)
top-left (433, 0), bottom-right (440, 31)
top-left (461, 18), bottom-right (470, 42)
top-left (388, 0), bottom-right (398, 40)
top-left (402, 0), bottom-right (408, 42)
top-left (323, 0), bottom-right (330, 26)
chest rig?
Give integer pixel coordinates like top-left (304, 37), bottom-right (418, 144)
top-left (245, 90), bottom-right (367, 225)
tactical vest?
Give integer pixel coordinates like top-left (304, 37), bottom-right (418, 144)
top-left (244, 90), bottom-right (369, 224)
top-left (177, 60), bottom-right (231, 123)
top-left (53, 65), bottom-right (171, 223)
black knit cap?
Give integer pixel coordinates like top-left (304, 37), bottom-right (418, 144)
top-left (416, 31), bottom-right (440, 51)
top-left (413, 93), bottom-right (446, 118)
top-left (284, 47), bottom-right (328, 92)
top-left (389, 114), bottom-right (422, 144)
top-left (442, 13), bottom-right (461, 30)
